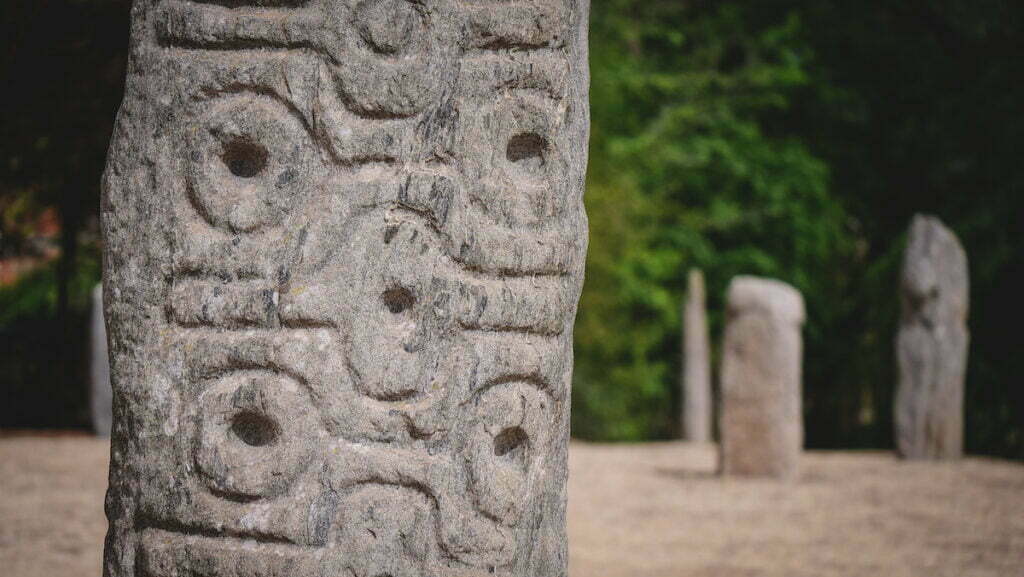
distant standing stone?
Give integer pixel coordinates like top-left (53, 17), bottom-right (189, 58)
top-left (681, 269), bottom-right (712, 442)
top-left (719, 276), bottom-right (805, 478)
top-left (89, 284), bottom-right (111, 438)
top-left (895, 215), bottom-right (969, 460)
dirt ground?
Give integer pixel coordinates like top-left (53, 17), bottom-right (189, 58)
top-left (1, 436), bottom-right (1022, 577)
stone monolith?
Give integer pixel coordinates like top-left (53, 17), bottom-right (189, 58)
top-left (100, 1), bottom-right (589, 575)
top-left (680, 269), bottom-right (712, 442)
top-left (895, 214), bottom-right (969, 460)
top-left (719, 276), bottom-right (804, 478)
top-left (89, 284), bottom-right (112, 438)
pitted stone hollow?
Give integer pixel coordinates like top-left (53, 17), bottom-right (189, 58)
top-left (230, 410), bottom-right (280, 447)
top-left (101, 0), bottom-right (588, 575)
top-left (221, 138), bottom-right (269, 179)
top-left (381, 285), bottom-right (416, 315)
top-left (506, 132), bottom-right (548, 169)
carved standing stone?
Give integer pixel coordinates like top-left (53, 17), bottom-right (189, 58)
top-left (90, 284), bottom-right (112, 438)
top-left (680, 269), bottom-right (712, 442)
top-left (895, 215), bottom-right (969, 460)
top-left (719, 276), bottom-right (804, 479)
top-left (100, 1), bottom-right (589, 575)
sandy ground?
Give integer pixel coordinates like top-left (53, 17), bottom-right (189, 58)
top-left (1, 436), bottom-right (1022, 577)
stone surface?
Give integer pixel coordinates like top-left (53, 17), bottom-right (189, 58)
top-left (89, 284), bottom-right (112, 438)
top-left (719, 276), bottom-right (805, 479)
top-left (99, 1), bottom-right (589, 575)
top-left (680, 269), bottom-right (712, 442)
top-left (895, 215), bottom-right (969, 460)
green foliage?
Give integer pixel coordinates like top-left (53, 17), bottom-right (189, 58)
top-left (575, 0), bottom-right (854, 440)
top-left (0, 245), bottom-right (100, 326)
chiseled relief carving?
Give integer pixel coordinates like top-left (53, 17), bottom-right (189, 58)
top-left (101, 0), bottom-right (589, 576)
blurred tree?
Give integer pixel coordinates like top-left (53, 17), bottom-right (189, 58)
top-left (0, 0), bottom-right (129, 429)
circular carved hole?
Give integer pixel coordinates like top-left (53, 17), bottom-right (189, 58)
top-left (493, 426), bottom-right (529, 461)
top-left (381, 286), bottom-right (416, 315)
top-left (230, 410), bottom-right (280, 447)
top-left (222, 138), bottom-right (269, 179)
top-left (506, 132), bottom-right (548, 171)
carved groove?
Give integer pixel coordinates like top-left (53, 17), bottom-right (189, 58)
top-left (103, 0), bottom-right (586, 574)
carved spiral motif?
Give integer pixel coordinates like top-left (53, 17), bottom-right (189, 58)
top-left (321, 0), bottom-right (453, 118)
top-left (185, 95), bottom-right (319, 233)
top-left (458, 95), bottom-right (569, 228)
top-left (345, 218), bottom-right (456, 403)
top-left (193, 370), bottom-right (319, 500)
top-left (465, 382), bottom-right (551, 526)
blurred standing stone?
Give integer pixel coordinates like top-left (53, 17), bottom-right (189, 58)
top-left (681, 269), bottom-right (712, 442)
top-left (895, 215), bottom-right (969, 460)
top-left (719, 276), bottom-right (805, 478)
top-left (89, 284), bottom-right (111, 438)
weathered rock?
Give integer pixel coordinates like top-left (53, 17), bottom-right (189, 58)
top-left (89, 284), bottom-right (112, 438)
top-left (100, 1), bottom-right (589, 575)
top-left (895, 215), bottom-right (969, 460)
top-left (719, 276), bottom-right (804, 479)
top-left (680, 269), bottom-right (712, 442)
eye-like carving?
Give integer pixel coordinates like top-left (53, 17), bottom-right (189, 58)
top-left (193, 370), bottom-right (319, 500)
top-left (185, 95), bottom-right (320, 233)
top-left (497, 103), bottom-right (556, 185)
top-left (345, 219), bottom-right (455, 404)
top-left (457, 96), bottom-right (568, 228)
top-left (464, 382), bottom-right (551, 526)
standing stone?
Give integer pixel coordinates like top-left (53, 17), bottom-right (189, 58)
top-left (719, 276), bottom-right (805, 479)
top-left (680, 269), bottom-right (712, 442)
top-left (100, 1), bottom-right (589, 576)
top-left (895, 215), bottom-right (969, 460)
top-left (89, 284), bottom-right (112, 438)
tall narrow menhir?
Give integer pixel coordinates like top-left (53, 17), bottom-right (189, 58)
top-left (895, 215), bottom-right (968, 460)
top-left (100, 1), bottom-right (589, 576)
top-left (681, 269), bottom-right (712, 442)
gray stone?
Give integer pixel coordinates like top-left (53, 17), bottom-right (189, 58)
top-left (895, 214), bottom-right (969, 460)
top-left (680, 269), bottom-right (712, 442)
top-left (89, 284), bottom-right (112, 438)
top-left (99, 1), bottom-right (589, 575)
top-left (719, 276), bottom-right (804, 479)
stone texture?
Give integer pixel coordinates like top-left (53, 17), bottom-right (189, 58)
top-left (719, 276), bottom-right (805, 479)
top-left (99, 1), bottom-right (589, 575)
top-left (680, 269), bottom-right (712, 442)
top-left (895, 214), bottom-right (969, 460)
top-left (89, 284), bottom-right (112, 438)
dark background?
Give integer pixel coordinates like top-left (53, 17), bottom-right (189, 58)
top-left (1, 0), bottom-right (1020, 458)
